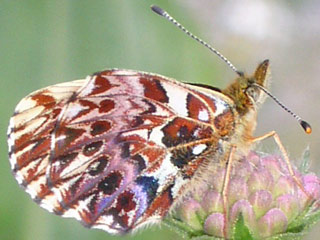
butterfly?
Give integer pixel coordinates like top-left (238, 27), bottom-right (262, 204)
top-left (7, 5), bottom-right (311, 235)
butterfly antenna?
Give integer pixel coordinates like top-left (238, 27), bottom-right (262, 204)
top-left (151, 5), bottom-right (242, 76)
top-left (253, 84), bottom-right (312, 134)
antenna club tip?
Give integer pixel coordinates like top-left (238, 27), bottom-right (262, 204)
top-left (300, 120), bottom-right (312, 134)
top-left (151, 5), bottom-right (165, 16)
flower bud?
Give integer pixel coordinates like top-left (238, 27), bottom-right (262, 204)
top-left (204, 213), bottom-right (225, 237)
top-left (258, 208), bottom-right (288, 238)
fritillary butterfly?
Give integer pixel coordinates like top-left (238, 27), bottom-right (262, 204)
top-left (7, 5), bottom-right (311, 235)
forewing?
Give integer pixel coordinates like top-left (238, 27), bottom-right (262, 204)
top-left (8, 69), bottom-right (235, 234)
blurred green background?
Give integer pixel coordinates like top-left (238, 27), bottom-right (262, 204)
top-left (1, 1), bottom-right (319, 239)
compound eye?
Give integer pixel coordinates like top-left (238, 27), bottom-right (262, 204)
top-left (246, 86), bottom-right (259, 102)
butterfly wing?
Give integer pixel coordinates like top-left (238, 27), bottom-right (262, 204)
top-left (8, 69), bottom-right (235, 234)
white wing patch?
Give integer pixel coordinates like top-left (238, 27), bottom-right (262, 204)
top-left (198, 109), bottom-right (209, 121)
top-left (192, 144), bottom-right (207, 155)
top-left (162, 82), bottom-right (189, 117)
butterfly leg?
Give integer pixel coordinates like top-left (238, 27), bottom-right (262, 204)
top-left (251, 131), bottom-right (311, 199)
top-left (221, 144), bottom-right (237, 238)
